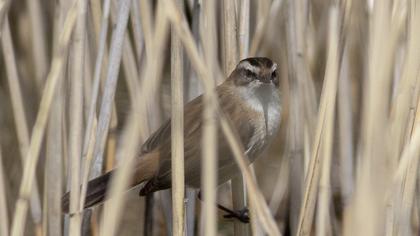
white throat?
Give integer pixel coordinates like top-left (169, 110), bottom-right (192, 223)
top-left (238, 82), bottom-right (281, 138)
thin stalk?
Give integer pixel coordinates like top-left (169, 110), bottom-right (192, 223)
top-left (78, 0), bottom-right (111, 211)
top-left (138, 0), bottom-right (154, 64)
top-left (388, 0), bottom-right (418, 181)
top-left (392, 3), bottom-right (420, 234)
top-left (337, 48), bottom-right (354, 206)
top-left (68, 0), bottom-right (88, 234)
top-left (222, 0), bottom-right (238, 74)
top-left (201, 0), bottom-right (218, 235)
top-left (238, 0), bottom-right (250, 59)
top-left (238, 0), bottom-right (252, 234)
top-left (0, 0), bottom-right (11, 37)
top-left (130, 0), bottom-right (144, 68)
top-left (296, 6), bottom-right (340, 235)
top-left (316, 7), bottom-right (339, 236)
top-left (171, 0), bottom-right (185, 235)
top-left (249, 0), bottom-right (283, 56)
top-left (55, 2), bottom-right (73, 235)
top-left (89, 0), bottom-right (131, 208)
top-left (110, 0), bottom-right (140, 104)
top-left (27, 0), bottom-right (49, 90)
top-left (185, 1), bottom-right (201, 235)
top-left (391, 127), bottom-right (420, 235)
top-left (353, 0), bottom-right (398, 235)
top-left (286, 0), bottom-right (314, 233)
top-left (222, 0), bottom-right (248, 235)
top-left (0, 146), bottom-right (8, 236)
top-left (44, 73), bottom-right (64, 236)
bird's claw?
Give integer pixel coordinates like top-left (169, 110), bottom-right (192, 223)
top-left (223, 208), bottom-right (250, 223)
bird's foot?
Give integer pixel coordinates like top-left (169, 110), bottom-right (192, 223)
top-left (223, 207), bottom-right (249, 223)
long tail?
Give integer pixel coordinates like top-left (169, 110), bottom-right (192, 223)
top-left (62, 151), bottom-right (159, 213)
top-left (62, 171), bottom-right (112, 213)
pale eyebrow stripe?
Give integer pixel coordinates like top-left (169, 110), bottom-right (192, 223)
top-left (238, 61), bottom-right (260, 73)
top-left (271, 63), bottom-right (278, 71)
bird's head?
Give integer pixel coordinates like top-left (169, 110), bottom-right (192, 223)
top-left (228, 57), bottom-right (279, 89)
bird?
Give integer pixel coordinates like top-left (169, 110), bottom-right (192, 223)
top-left (62, 57), bottom-right (282, 223)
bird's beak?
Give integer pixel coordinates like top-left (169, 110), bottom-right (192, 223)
top-left (258, 77), bottom-right (272, 84)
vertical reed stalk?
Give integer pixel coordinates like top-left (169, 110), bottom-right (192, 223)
top-left (68, 0), bottom-right (88, 234)
top-left (296, 5), bottom-right (340, 234)
top-left (286, 0), bottom-right (313, 233)
top-left (139, 0), bottom-right (154, 68)
top-left (390, 3), bottom-right (420, 235)
top-left (89, 0), bottom-right (130, 199)
top-left (201, 0), bottom-right (218, 235)
top-left (27, 0), bottom-right (49, 90)
top-left (315, 6), bottom-right (339, 236)
top-left (0, 146), bottom-right (8, 236)
top-left (130, 0), bottom-right (144, 68)
top-left (44, 76), bottom-right (64, 236)
top-left (0, 0), bottom-right (11, 36)
top-left (249, 0), bottom-right (283, 56)
top-left (238, 0), bottom-right (250, 59)
top-left (352, 1), bottom-right (397, 235)
top-left (110, 0), bottom-right (140, 103)
top-left (337, 48), bottom-right (354, 207)
top-left (171, 0), bottom-right (185, 235)
top-left (185, 2), bottom-right (201, 234)
top-left (78, 0), bottom-right (111, 209)
top-left (223, 0), bottom-right (248, 235)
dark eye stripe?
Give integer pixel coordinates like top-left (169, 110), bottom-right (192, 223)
top-left (245, 69), bottom-right (256, 77)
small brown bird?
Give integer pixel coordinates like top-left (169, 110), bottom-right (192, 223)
top-left (62, 57), bottom-right (281, 222)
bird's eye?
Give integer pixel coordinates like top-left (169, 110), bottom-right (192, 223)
top-left (271, 70), bottom-right (277, 78)
top-left (245, 69), bottom-right (256, 78)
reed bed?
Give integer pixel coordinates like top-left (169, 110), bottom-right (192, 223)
top-left (0, 0), bottom-right (419, 236)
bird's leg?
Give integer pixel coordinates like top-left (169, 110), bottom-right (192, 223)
top-left (223, 207), bottom-right (249, 223)
top-left (197, 190), bottom-right (249, 223)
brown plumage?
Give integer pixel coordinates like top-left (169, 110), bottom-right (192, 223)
top-left (62, 57), bottom-right (281, 213)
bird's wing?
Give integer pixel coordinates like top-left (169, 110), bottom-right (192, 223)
top-left (140, 119), bottom-right (171, 154)
top-left (142, 86), bottom-right (256, 190)
top-left (140, 93), bottom-right (203, 155)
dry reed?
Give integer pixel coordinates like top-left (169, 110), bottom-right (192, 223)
top-left (221, 0), bottom-right (248, 235)
top-left (170, 0), bottom-right (185, 234)
top-left (68, 0), bottom-right (88, 234)
top-left (199, 0), bottom-right (218, 235)
top-left (0, 145), bottom-right (8, 236)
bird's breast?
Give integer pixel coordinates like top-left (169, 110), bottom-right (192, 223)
top-left (241, 85), bottom-right (281, 159)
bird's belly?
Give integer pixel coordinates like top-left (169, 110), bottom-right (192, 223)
top-left (185, 163), bottom-right (242, 189)
top-left (184, 137), bottom-right (268, 189)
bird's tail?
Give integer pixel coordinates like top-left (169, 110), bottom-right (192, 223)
top-left (61, 151), bottom-right (159, 213)
top-left (62, 171), bottom-right (112, 213)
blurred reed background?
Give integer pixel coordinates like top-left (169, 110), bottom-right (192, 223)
top-left (0, 0), bottom-right (419, 235)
